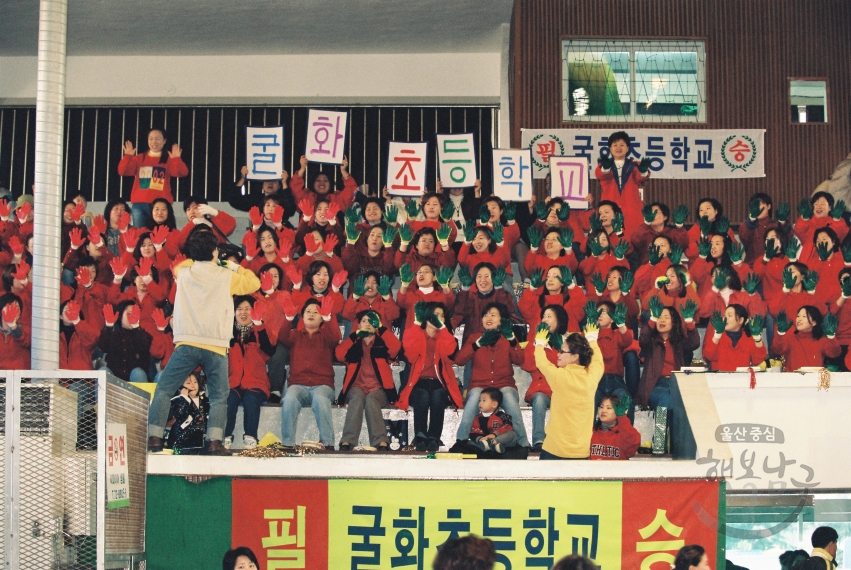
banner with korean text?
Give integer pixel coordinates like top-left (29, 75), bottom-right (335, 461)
top-left (232, 479), bottom-right (721, 570)
top-left (387, 141), bottom-right (429, 197)
top-left (305, 109), bottom-right (348, 165)
top-left (245, 126), bottom-right (285, 181)
top-left (521, 128), bottom-right (765, 179)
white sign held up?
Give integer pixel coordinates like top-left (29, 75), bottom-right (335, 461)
top-left (436, 133), bottom-right (477, 188)
top-left (492, 149), bottom-right (533, 201)
top-left (106, 423), bottom-right (130, 509)
top-left (550, 156), bottom-right (590, 210)
top-left (245, 126), bottom-right (285, 180)
top-left (387, 141), bottom-right (428, 197)
top-left (305, 109), bottom-right (348, 164)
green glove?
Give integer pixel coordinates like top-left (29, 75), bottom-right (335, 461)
top-left (367, 312), bottom-right (382, 329)
top-left (426, 313), bottom-right (444, 330)
top-left (709, 310), bottom-right (726, 333)
top-left (619, 271), bottom-right (634, 294)
top-left (614, 394), bottom-right (632, 417)
top-left (406, 200), bottom-right (421, 220)
top-left (530, 267), bottom-right (544, 289)
top-left (398, 223), bottom-right (414, 245)
top-left (558, 266), bottom-right (574, 288)
top-left (712, 268), bottom-right (731, 291)
top-left (680, 299), bottom-right (698, 320)
top-left (590, 272), bottom-right (606, 294)
top-left (378, 275), bottom-right (392, 298)
top-left (589, 214), bottom-right (602, 232)
top-left (782, 267), bottom-right (797, 291)
top-left (803, 270), bottom-right (819, 292)
top-left (612, 212), bottom-right (625, 234)
top-left (776, 202), bottom-right (790, 223)
top-left (584, 300), bottom-right (601, 326)
top-left (549, 332), bottom-right (564, 351)
top-left (612, 240), bottom-right (629, 260)
top-left (699, 216), bottom-right (712, 237)
top-left (556, 203), bottom-right (570, 222)
top-left (598, 152), bottom-right (613, 171)
top-left (764, 239), bottom-right (777, 260)
top-left (668, 244), bottom-right (684, 265)
top-left (463, 220), bottom-right (478, 243)
top-left (697, 237), bottom-right (711, 258)
top-left (477, 329), bottom-right (501, 347)
top-left (729, 242), bottom-right (745, 264)
top-left (492, 222), bottom-right (504, 245)
top-left (353, 275), bottom-right (366, 298)
top-left (479, 204), bottom-right (491, 224)
top-left (647, 245), bottom-right (662, 266)
top-left (437, 223), bottom-right (452, 243)
top-left (785, 236), bottom-right (801, 260)
top-left (345, 205), bottom-right (361, 225)
top-left (535, 322), bottom-right (550, 339)
top-left (743, 273), bottom-right (760, 295)
top-left (588, 237), bottom-right (605, 257)
top-left (842, 276), bottom-right (851, 299)
top-left (748, 198), bottom-right (764, 221)
top-left (504, 202), bottom-right (516, 222)
top-left (776, 311), bottom-right (791, 334)
top-left (642, 204), bottom-right (656, 224)
top-left (382, 225), bottom-right (398, 248)
top-left (345, 221), bottom-right (361, 244)
top-left (440, 201), bottom-right (455, 221)
top-left (823, 312), bottom-right (839, 338)
top-left (399, 263), bottom-right (414, 286)
top-left (797, 197), bottom-right (813, 220)
top-left (842, 244), bottom-right (851, 264)
top-left (637, 157), bottom-right (651, 174)
top-left (648, 295), bottom-right (664, 319)
top-left (413, 301), bottom-right (429, 325)
top-left (458, 266), bottom-right (473, 289)
top-left (611, 303), bottom-right (628, 327)
top-left (715, 215), bottom-right (730, 235)
top-left (498, 319), bottom-right (515, 340)
top-left (831, 199), bottom-right (846, 220)
top-left (534, 201), bottom-right (548, 221)
top-left (748, 314), bottom-right (764, 338)
top-left (384, 204), bottom-right (399, 224)
top-left (492, 266), bottom-right (507, 288)
top-left (558, 227), bottom-right (574, 248)
top-left (436, 265), bottom-right (454, 288)
top-left (816, 241), bottom-right (832, 262)
top-left (356, 328), bottom-right (375, 339)
top-left (527, 226), bottom-right (544, 249)
top-left (672, 205), bottom-right (689, 226)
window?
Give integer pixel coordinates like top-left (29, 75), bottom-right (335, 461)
top-left (790, 79), bottom-right (827, 123)
top-left (562, 39), bottom-right (707, 123)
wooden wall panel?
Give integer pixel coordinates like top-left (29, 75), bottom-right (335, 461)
top-left (511, 0), bottom-right (851, 224)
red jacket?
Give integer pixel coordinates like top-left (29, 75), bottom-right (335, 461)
top-left (739, 217), bottom-right (790, 264)
top-left (341, 242), bottom-right (397, 286)
top-left (107, 281), bottom-right (168, 336)
top-left (595, 161), bottom-right (648, 241)
top-left (521, 341), bottom-right (556, 401)
top-left (772, 330), bottom-right (840, 371)
top-left (393, 247), bottom-right (457, 273)
top-left (629, 224), bottom-right (689, 266)
top-left (767, 289), bottom-right (829, 320)
top-left (451, 287), bottom-right (516, 345)
top-left (807, 253), bottom-right (845, 302)
top-left (596, 326), bottom-right (635, 376)
top-left (523, 250), bottom-right (578, 278)
top-left (410, 219), bottom-right (459, 250)
top-left (341, 295), bottom-right (400, 326)
top-left (397, 286), bottom-right (455, 329)
top-left (589, 416), bottom-right (641, 460)
top-left (0, 326), bottom-right (30, 370)
top-left (641, 285), bottom-right (702, 323)
top-left (470, 408), bottom-right (514, 438)
top-left (457, 244), bottom-right (512, 274)
top-left (698, 289), bottom-right (766, 321)
top-left (752, 255), bottom-right (787, 302)
top-left (454, 333), bottom-right (524, 390)
top-left (579, 252), bottom-right (620, 289)
top-left (278, 319), bottom-right (341, 388)
top-left (59, 319), bottom-right (100, 370)
top-left (794, 216), bottom-right (849, 262)
top-left (228, 324), bottom-right (275, 396)
top-left (290, 173), bottom-right (359, 214)
top-left (335, 328), bottom-right (401, 403)
top-left (702, 331), bottom-right (767, 372)
top-left (117, 152), bottom-right (188, 204)
top-left (397, 326), bottom-right (463, 410)
top-left (518, 287), bottom-right (587, 332)
top-left (684, 224), bottom-right (737, 264)
top-left (690, 257), bottom-right (751, 299)
top-left (173, 212), bottom-right (237, 251)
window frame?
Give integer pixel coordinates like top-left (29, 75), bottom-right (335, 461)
top-left (789, 77), bottom-right (829, 125)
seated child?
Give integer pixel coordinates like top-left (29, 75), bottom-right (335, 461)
top-left (470, 387), bottom-right (517, 454)
top-left (589, 394), bottom-right (640, 460)
top-left (165, 371), bottom-right (209, 451)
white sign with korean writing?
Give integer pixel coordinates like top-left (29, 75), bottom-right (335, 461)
top-left (245, 126), bottom-right (285, 181)
top-left (106, 423), bottom-right (130, 509)
top-left (492, 149), bottom-right (533, 201)
top-left (436, 133), bottom-right (477, 188)
top-left (305, 109), bottom-right (347, 165)
top-left (550, 156), bottom-right (590, 210)
top-left (521, 128), bottom-right (766, 179)
top-left (387, 141), bottom-right (428, 197)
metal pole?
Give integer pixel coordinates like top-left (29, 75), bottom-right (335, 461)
top-left (4, 372), bottom-right (21, 569)
top-left (31, 0), bottom-right (68, 370)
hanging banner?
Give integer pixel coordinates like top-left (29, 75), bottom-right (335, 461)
top-left (387, 141), bottom-right (428, 197)
top-left (436, 133), bottom-right (477, 188)
top-left (550, 156), bottom-right (590, 210)
top-left (521, 128), bottom-right (766, 179)
top-left (305, 109), bottom-right (348, 165)
top-left (245, 125), bottom-right (285, 181)
top-left (492, 148), bottom-right (534, 201)
top-left (232, 479), bottom-right (721, 570)
top-left (106, 423), bottom-right (130, 509)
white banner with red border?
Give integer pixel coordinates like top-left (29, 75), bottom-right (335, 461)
top-left (521, 128), bottom-right (765, 179)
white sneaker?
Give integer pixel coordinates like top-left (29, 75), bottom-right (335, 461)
top-left (243, 435), bottom-right (258, 449)
top-left (222, 436), bottom-right (233, 450)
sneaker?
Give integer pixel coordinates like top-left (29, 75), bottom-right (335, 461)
top-left (222, 436), bottom-right (233, 450)
top-left (243, 435), bottom-right (257, 449)
top-left (493, 442), bottom-right (505, 454)
top-left (426, 438), bottom-right (440, 453)
top-left (532, 442), bottom-right (544, 453)
top-left (267, 392), bottom-right (282, 404)
top-left (479, 438), bottom-right (491, 452)
top-left (339, 443), bottom-right (353, 451)
top-left (414, 436), bottom-right (427, 452)
top-left (147, 436), bottom-right (164, 453)
top-left (321, 443), bottom-right (335, 451)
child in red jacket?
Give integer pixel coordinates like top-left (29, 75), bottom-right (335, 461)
top-left (469, 387), bottom-right (517, 454)
top-left (590, 394), bottom-right (640, 460)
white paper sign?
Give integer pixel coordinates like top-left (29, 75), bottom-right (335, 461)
top-left (436, 133), bottom-right (477, 188)
top-left (387, 141), bottom-right (428, 197)
top-left (305, 109), bottom-right (348, 164)
top-left (106, 423), bottom-right (130, 509)
top-left (550, 156), bottom-right (589, 210)
top-left (492, 149), bottom-right (533, 201)
top-left (245, 126), bottom-right (284, 181)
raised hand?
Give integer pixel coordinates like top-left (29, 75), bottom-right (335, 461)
top-left (748, 198), bottom-right (764, 221)
top-left (413, 301), bottom-right (430, 326)
top-left (802, 270), bottom-right (819, 293)
top-left (597, 150), bottom-right (613, 171)
top-left (642, 204), bottom-right (656, 224)
top-left (729, 242), bottom-right (746, 264)
top-left (612, 212), bottom-right (625, 235)
top-left (612, 239), bottom-right (629, 260)
top-left (437, 223), bottom-right (452, 244)
top-left (823, 312), bottom-right (839, 338)
top-left (697, 237), bottom-right (711, 258)
top-left (534, 200), bottom-right (548, 221)
top-left (458, 266), bottom-right (473, 289)
top-left (277, 237), bottom-right (293, 263)
top-left (136, 256), bottom-right (154, 279)
top-left (319, 296), bottom-right (334, 321)
top-left (558, 266), bottom-right (574, 288)
top-left (637, 157), bottom-right (651, 174)
top-left (75, 266), bottom-right (93, 288)
top-left (16, 202), bottom-right (32, 225)
top-left (764, 238), bottom-right (778, 261)
top-left (492, 266), bottom-right (507, 288)
top-left (648, 295), bottom-right (664, 320)
top-left (12, 261), bottom-right (29, 282)
top-left (271, 204), bottom-right (285, 226)
top-left (2, 303), bottom-right (20, 327)
top-left (71, 201), bottom-right (86, 223)
top-left (127, 304), bottom-right (141, 328)
top-left (743, 273), bottom-right (760, 295)
top-left (345, 221), bottom-right (362, 244)
top-left (260, 271), bottom-right (275, 293)
top-left (440, 201), bottom-right (455, 222)
top-left (797, 197), bottom-right (813, 220)
top-left (398, 223), bottom-right (414, 245)
top-left (284, 265), bottom-right (302, 289)
top-left (298, 198), bottom-right (314, 220)
top-left (0, 200), bottom-right (11, 221)
top-left (712, 268), bottom-right (731, 291)
top-left (776, 202), bottom-right (790, 223)
top-left (399, 263), bottom-right (414, 287)
top-left (529, 267), bottom-right (544, 289)
top-left (748, 314), bottom-right (764, 339)
top-left (123, 228), bottom-right (139, 252)
top-left (583, 300), bottom-right (601, 326)
top-left (250, 299), bottom-right (267, 325)
top-left (672, 205), bottom-right (689, 226)
top-left (527, 226), bottom-right (543, 250)
top-left (383, 204), bottom-right (398, 225)
top-left (668, 244), bottom-right (684, 265)
top-left (590, 272), bottom-right (606, 295)
top-left (781, 266), bottom-right (797, 291)
top-left (382, 225), bottom-right (398, 248)
top-left (378, 275), bottom-right (392, 298)
top-left (556, 203), bottom-right (570, 222)
top-left (345, 205), bottom-right (360, 226)
top-left (323, 234), bottom-right (339, 255)
top-left (476, 329), bottom-right (501, 347)
top-left (785, 236), bottom-right (801, 261)
top-left (504, 202), bottom-right (516, 222)
top-left (462, 221), bottom-right (478, 244)
top-left (619, 271), bottom-right (635, 294)
top-left (588, 237), bottom-right (605, 257)
top-left (715, 216), bottom-right (730, 235)
top-left (498, 319), bottom-right (515, 340)
top-left (709, 310), bottom-right (726, 334)
top-left (776, 311), bottom-right (791, 334)
top-left (831, 199), bottom-right (846, 220)
top-left (680, 299), bottom-right (698, 321)
top-left (816, 242), bottom-right (832, 261)
top-left (150, 225), bottom-right (169, 249)
top-left (405, 200), bottom-right (420, 220)
top-left (611, 303), bottom-right (628, 327)
top-left (435, 266), bottom-right (454, 288)
top-left (110, 258), bottom-right (127, 281)
top-left (243, 232), bottom-right (260, 259)
top-left (647, 244), bottom-right (662, 266)
top-left (280, 293), bottom-right (298, 320)
top-left (331, 269), bottom-right (349, 292)
top-left (491, 222), bottom-right (504, 245)
top-left (64, 300), bottom-right (81, 324)
top-left (117, 211), bottom-right (131, 233)
top-left (558, 227), bottom-right (574, 249)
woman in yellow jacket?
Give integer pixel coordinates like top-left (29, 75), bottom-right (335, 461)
top-left (533, 322), bottom-right (604, 460)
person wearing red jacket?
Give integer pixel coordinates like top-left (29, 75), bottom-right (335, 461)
top-left (224, 296), bottom-right (276, 450)
top-left (641, 264), bottom-right (702, 323)
top-left (59, 300), bottom-right (99, 370)
top-left (293, 197), bottom-right (346, 258)
top-left (793, 191), bottom-right (849, 263)
top-left (294, 229), bottom-right (345, 276)
top-left (689, 235), bottom-right (750, 300)
top-left (524, 227), bottom-right (578, 278)
top-left (0, 293), bottom-right (30, 370)
top-left (454, 302), bottom-right (529, 448)
top-left (394, 225), bottom-right (457, 273)
top-left (637, 304), bottom-right (700, 408)
top-left (457, 225), bottom-right (512, 276)
top-left (529, 194), bottom-right (591, 259)
top-left (120, 229), bottom-right (175, 294)
top-left (342, 225), bottom-right (397, 288)
top-left (408, 193), bottom-right (460, 248)
top-left (107, 258), bottom-right (168, 336)
top-left (290, 154), bottom-right (359, 215)
top-left (145, 197), bottom-right (183, 259)
top-left (632, 235), bottom-right (676, 302)
top-left (698, 268), bottom-right (766, 322)
top-left (396, 262), bottom-right (455, 330)
top-left (290, 259), bottom-right (346, 318)
top-left (806, 227), bottom-right (845, 301)
top-left (518, 266), bottom-right (587, 332)
top-left (241, 226), bottom-right (296, 288)
top-left (752, 229), bottom-right (788, 303)
top-left (739, 192), bottom-right (793, 264)
top-left (278, 297), bottom-right (342, 449)
top-left (588, 265), bottom-right (640, 329)
top-left (177, 196), bottom-right (237, 248)
top-left (396, 302), bottom-right (463, 452)
top-left (336, 311), bottom-right (401, 450)
top-left (629, 202), bottom-right (689, 267)
top-left (702, 304), bottom-right (768, 372)
top-left (579, 229), bottom-right (621, 288)
top-left (684, 198), bottom-right (738, 263)
top-left (98, 299), bottom-right (168, 383)
top-left (117, 128), bottom-right (189, 228)
top-left (767, 262), bottom-right (830, 320)
top-left (63, 225), bottom-right (116, 286)
top-left (469, 387), bottom-right (517, 454)
top-left (342, 271), bottom-right (400, 326)
top-left (594, 131), bottom-right (650, 241)
top-left (828, 268), bottom-right (851, 369)
top-left (589, 394), bottom-right (640, 460)
top-left (773, 306), bottom-right (841, 371)
top-left (592, 301), bottom-right (635, 409)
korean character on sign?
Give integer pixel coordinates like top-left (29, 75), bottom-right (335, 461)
top-left (390, 507), bottom-right (429, 569)
top-left (262, 507), bottom-right (306, 569)
top-left (251, 133), bottom-right (281, 177)
top-left (499, 154), bottom-right (530, 198)
top-left (624, 139), bottom-right (642, 161)
top-left (670, 137), bottom-right (691, 171)
top-left (720, 427), bottom-right (732, 443)
top-left (692, 139), bottom-right (715, 169)
top-left (763, 427), bottom-right (775, 442)
top-left (596, 137), bottom-right (611, 158)
top-left (750, 427), bottom-right (763, 442)
top-left (733, 426), bottom-right (746, 442)
top-left (763, 452), bottom-right (796, 480)
top-left (483, 509), bottom-right (516, 568)
top-left (636, 509), bottom-right (685, 570)
top-left (736, 450), bottom-right (761, 481)
top-left (309, 114), bottom-right (344, 158)
top-left (523, 507), bottom-right (560, 568)
top-left (696, 449), bottom-right (733, 478)
top-left (644, 136), bottom-right (666, 171)
top-left (791, 464), bottom-right (820, 488)
top-left (348, 506), bottom-right (386, 569)
top-left (566, 514), bottom-right (599, 559)
top-left (571, 135), bottom-right (595, 163)
top-left (438, 509), bottom-right (471, 545)
top-left (437, 134), bottom-right (476, 188)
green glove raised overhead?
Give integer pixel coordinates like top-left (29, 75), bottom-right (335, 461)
top-left (398, 223), bottom-right (414, 245)
top-left (680, 299), bottom-right (698, 320)
top-left (816, 242), bottom-right (832, 262)
top-left (559, 228), bottom-right (574, 248)
top-left (823, 312), bottom-right (839, 338)
top-left (781, 267), bottom-right (797, 291)
top-left (440, 201), bottom-right (455, 222)
top-left (611, 303), bottom-right (628, 327)
top-left (648, 295), bottom-right (664, 319)
top-left (743, 273), bottom-right (760, 295)
top-left (709, 310), bottom-right (726, 334)
top-left (378, 275), bottom-right (392, 298)
top-left (748, 314), bottom-right (764, 338)
top-left (492, 266), bottom-right (507, 288)
top-left (352, 275), bottom-right (367, 299)
top-left (458, 266), bottom-right (473, 289)
top-left (831, 199), bottom-right (846, 220)
top-left (797, 197), bottom-right (813, 221)
top-left (590, 272), bottom-right (606, 295)
top-left (612, 240), bottom-right (629, 260)
top-left (668, 244), bottom-right (684, 265)
top-left (504, 202), bottom-right (516, 222)
top-left (802, 270), bottom-right (819, 293)
top-left (672, 205), bottom-right (689, 226)
top-left (463, 220), bottom-right (478, 243)
top-left (534, 201), bottom-right (548, 221)
top-left (619, 271), bottom-right (635, 294)
top-left (437, 223), bottom-right (452, 243)
top-left (527, 226), bottom-right (543, 250)
top-left (413, 301), bottom-right (429, 325)
top-left (612, 212), bottom-right (625, 234)
top-left (775, 311), bottom-right (791, 334)
top-left (583, 300), bottom-right (601, 327)
top-left (642, 204), bottom-right (656, 224)
top-left (405, 200), bottom-right (421, 220)
top-left (399, 263), bottom-right (414, 286)
top-left (775, 202), bottom-right (790, 223)
top-left (748, 198), bottom-right (764, 221)
top-left (382, 225), bottom-right (398, 248)
top-left (556, 203), bottom-right (570, 222)
top-left (647, 245), bottom-right (663, 266)
top-left (530, 267), bottom-right (544, 289)
top-left (383, 204), bottom-right (399, 224)
top-left (435, 266), bottom-right (454, 288)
